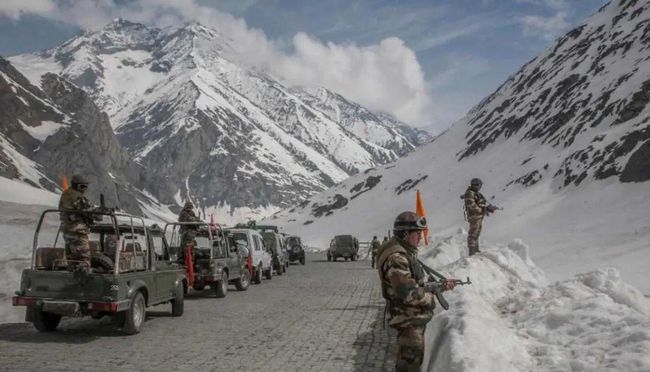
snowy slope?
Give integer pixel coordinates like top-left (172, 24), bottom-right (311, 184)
top-left (9, 20), bottom-right (431, 223)
top-left (419, 233), bottom-right (650, 372)
top-left (266, 0), bottom-right (650, 292)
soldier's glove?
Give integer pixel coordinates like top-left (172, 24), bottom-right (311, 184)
top-left (486, 205), bottom-right (497, 214)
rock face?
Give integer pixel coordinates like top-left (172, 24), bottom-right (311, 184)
top-left (9, 20), bottom-right (431, 221)
top-left (0, 57), bottom-right (172, 215)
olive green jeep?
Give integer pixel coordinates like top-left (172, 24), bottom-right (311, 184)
top-left (12, 209), bottom-right (185, 335)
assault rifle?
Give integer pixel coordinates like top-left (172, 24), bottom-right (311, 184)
top-left (484, 203), bottom-right (502, 216)
top-left (417, 259), bottom-right (471, 310)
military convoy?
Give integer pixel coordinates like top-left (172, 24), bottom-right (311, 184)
top-left (11, 212), bottom-right (309, 335)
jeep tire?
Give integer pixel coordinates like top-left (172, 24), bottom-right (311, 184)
top-left (235, 270), bottom-right (250, 291)
top-left (214, 272), bottom-right (228, 298)
top-left (33, 310), bottom-right (62, 332)
top-left (122, 291), bottom-right (146, 335)
top-left (171, 283), bottom-right (184, 317)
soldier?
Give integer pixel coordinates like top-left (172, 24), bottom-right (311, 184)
top-left (370, 236), bottom-right (381, 268)
top-left (464, 178), bottom-right (487, 256)
top-left (376, 211), bottom-right (456, 372)
top-left (59, 175), bottom-right (96, 270)
top-left (178, 201), bottom-right (200, 260)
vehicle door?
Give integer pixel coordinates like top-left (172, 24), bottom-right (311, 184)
top-left (221, 229), bottom-right (241, 278)
top-left (151, 231), bottom-right (176, 302)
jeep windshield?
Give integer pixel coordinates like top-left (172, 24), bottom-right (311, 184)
top-left (230, 232), bottom-right (249, 248)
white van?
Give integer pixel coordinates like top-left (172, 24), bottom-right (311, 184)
top-left (226, 228), bottom-right (273, 284)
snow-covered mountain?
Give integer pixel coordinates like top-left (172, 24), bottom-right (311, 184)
top-left (267, 0), bottom-right (650, 292)
top-left (9, 20), bottom-right (430, 223)
top-left (0, 56), bottom-right (174, 219)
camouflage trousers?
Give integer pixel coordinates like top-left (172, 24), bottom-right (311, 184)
top-left (63, 232), bottom-right (90, 265)
top-left (467, 216), bottom-right (483, 256)
top-left (395, 325), bottom-right (426, 372)
top-left (179, 230), bottom-right (197, 260)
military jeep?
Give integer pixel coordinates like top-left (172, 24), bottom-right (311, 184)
top-left (165, 222), bottom-right (250, 298)
top-left (327, 235), bottom-right (359, 261)
top-left (12, 210), bottom-right (185, 335)
top-left (285, 235), bottom-right (306, 265)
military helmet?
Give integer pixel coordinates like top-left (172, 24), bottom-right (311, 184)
top-left (70, 174), bottom-right (89, 186)
top-left (373, 235), bottom-right (377, 239)
top-left (470, 178), bottom-right (483, 187)
top-left (184, 201), bottom-right (194, 209)
top-left (393, 211), bottom-right (427, 232)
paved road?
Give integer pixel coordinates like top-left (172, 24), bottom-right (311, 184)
top-left (0, 253), bottom-right (395, 371)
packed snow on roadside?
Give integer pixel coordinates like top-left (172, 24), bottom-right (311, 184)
top-left (420, 232), bottom-right (650, 372)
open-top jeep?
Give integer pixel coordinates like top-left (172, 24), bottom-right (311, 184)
top-left (12, 210), bottom-right (185, 335)
top-left (165, 222), bottom-right (250, 298)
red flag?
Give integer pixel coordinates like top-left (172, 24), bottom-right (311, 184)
top-left (61, 175), bottom-right (69, 191)
top-left (416, 189), bottom-right (429, 246)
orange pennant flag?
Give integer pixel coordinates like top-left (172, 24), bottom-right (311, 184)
top-left (416, 189), bottom-right (429, 246)
top-left (61, 175), bottom-right (69, 191)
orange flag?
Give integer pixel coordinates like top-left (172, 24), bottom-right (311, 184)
top-left (61, 175), bottom-right (69, 191)
top-left (416, 189), bottom-right (429, 246)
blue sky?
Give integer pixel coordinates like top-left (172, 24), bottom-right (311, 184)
top-left (0, 0), bottom-right (607, 132)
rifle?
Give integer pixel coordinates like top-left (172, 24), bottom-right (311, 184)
top-left (417, 258), bottom-right (471, 310)
top-left (485, 203), bottom-right (502, 216)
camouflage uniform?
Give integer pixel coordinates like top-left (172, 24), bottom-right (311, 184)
top-left (464, 185), bottom-right (487, 256)
top-left (370, 237), bottom-right (381, 268)
top-left (377, 237), bottom-right (435, 371)
top-left (178, 203), bottom-right (200, 254)
top-left (59, 187), bottom-right (95, 266)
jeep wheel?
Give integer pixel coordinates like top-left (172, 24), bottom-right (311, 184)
top-left (171, 283), bottom-right (184, 317)
top-left (235, 270), bottom-right (250, 291)
top-left (299, 256), bottom-right (306, 265)
top-left (253, 265), bottom-right (263, 284)
top-left (123, 291), bottom-right (146, 335)
top-left (33, 310), bottom-right (62, 332)
top-left (264, 267), bottom-right (272, 280)
top-left (214, 272), bottom-right (228, 298)
top-left (282, 263), bottom-right (287, 273)
top-left (91, 253), bottom-right (115, 272)
top-left (327, 253), bottom-right (331, 262)
top-left (351, 254), bottom-right (357, 262)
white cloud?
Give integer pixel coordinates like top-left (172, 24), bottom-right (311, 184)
top-left (0, 0), bottom-right (56, 19)
top-left (0, 0), bottom-right (435, 127)
top-left (521, 11), bottom-right (570, 41)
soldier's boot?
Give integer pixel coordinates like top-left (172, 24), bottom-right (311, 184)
top-left (395, 346), bottom-right (423, 372)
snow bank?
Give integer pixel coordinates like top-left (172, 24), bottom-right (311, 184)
top-left (421, 233), bottom-right (650, 372)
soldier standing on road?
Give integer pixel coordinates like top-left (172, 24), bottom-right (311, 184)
top-left (59, 175), bottom-right (96, 270)
top-left (376, 211), bottom-right (456, 372)
top-left (464, 178), bottom-right (487, 256)
top-left (370, 236), bottom-right (381, 268)
top-left (178, 201), bottom-right (200, 259)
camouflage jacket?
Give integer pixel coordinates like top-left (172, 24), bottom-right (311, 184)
top-left (58, 188), bottom-right (95, 230)
top-left (376, 237), bottom-right (434, 328)
top-left (178, 207), bottom-right (200, 230)
top-left (464, 187), bottom-right (487, 219)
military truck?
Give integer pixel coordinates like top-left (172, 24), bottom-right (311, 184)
top-left (327, 235), bottom-right (360, 261)
top-left (12, 210), bottom-right (185, 335)
top-left (284, 235), bottom-right (306, 265)
top-left (165, 222), bottom-right (250, 298)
